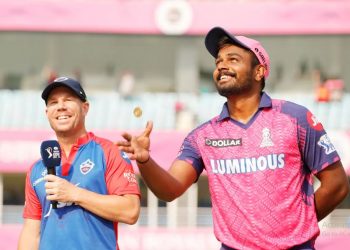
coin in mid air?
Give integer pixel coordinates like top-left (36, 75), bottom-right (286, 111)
top-left (133, 107), bottom-right (143, 118)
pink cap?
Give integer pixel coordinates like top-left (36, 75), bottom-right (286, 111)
top-left (205, 27), bottom-right (270, 79)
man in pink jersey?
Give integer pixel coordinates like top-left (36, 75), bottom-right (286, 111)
top-left (118, 27), bottom-right (349, 249)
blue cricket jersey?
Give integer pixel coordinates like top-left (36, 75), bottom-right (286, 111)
top-left (23, 133), bottom-right (140, 250)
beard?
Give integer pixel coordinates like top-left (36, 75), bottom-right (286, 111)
top-left (215, 73), bottom-right (254, 97)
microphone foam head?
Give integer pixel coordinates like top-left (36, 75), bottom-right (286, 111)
top-left (40, 140), bottom-right (61, 168)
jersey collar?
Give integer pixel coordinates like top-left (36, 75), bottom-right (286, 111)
top-left (217, 92), bottom-right (272, 122)
top-left (75, 132), bottom-right (94, 146)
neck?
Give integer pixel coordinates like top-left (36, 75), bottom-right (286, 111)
top-left (56, 129), bottom-right (88, 157)
top-left (226, 91), bottom-right (262, 124)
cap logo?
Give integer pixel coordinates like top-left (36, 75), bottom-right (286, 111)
top-left (54, 77), bottom-right (68, 82)
top-left (254, 47), bottom-right (268, 71)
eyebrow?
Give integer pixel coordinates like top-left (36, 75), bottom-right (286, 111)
top-left (216, 52), bottom-right (243, 61)
top-left (225, 52), bottom-right (243, 58)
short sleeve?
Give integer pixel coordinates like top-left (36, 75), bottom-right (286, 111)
top-left (298, 110), bottom-right (340, 174)
top-left (176, 131), bottom-right (205, 178)
top-left (23, 165), bottom-right (42, 220)
top-left (103, 144), bottom-right (140, 197)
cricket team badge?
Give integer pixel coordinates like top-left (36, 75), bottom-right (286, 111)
top-left (260, 127), bottom-right (274, 148)
top-left (80, 159), bottom-right (94, 175)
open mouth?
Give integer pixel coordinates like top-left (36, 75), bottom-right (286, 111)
top-left (217, 71), bottom-right (236, 82)
top-left (56, 115), bottom-right (71, 120)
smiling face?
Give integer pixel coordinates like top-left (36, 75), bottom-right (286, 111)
top-left (213, 44), bottom-right (258, 97)
top-left (45, 86), bottom-right (89, 137)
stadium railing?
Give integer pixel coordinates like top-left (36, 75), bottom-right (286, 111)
top-left (0, 90), bottom-right (349, 130)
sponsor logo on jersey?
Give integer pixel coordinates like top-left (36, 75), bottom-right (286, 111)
top-left (260, 128), bottom-right (274, 148)
top-left (33, 169), bottom-right (48, 187)
top-left (121, 151), bottom-right (132, 164)
top-left (123, 170), bottom-right (137, 184)
top-left (254, 47), bottom-right (268, 70)
top-left (205, 138), bottom-right (242, 147)
top-left (317, 134), bottom-right (336, 155)
top-left (80, 159), bottom-right (94, 175)
top-left (210, 153), bottom-right (285, 175)
top-left (307, 111), bottom-right (323, 131)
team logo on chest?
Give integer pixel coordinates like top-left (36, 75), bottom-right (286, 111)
top-left (260, 128), bottom-right (274, 148)
top-left (80, 159), bottom-right (95, 175)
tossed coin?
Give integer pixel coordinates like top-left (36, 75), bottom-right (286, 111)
top-left (133, 107), bottom-right (143, 118)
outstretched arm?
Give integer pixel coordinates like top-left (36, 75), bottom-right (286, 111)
top-left (314, 161), bottom-right (349, 221)
top-left (117, 121), bottom-right (197, 201)
top-left (138, 158), bottom-right (197, 202)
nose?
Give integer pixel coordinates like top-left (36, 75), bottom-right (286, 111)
top-left (56, 100), bottom-right (67, 110)
top-left (216, 60), bottom-right (228, 71)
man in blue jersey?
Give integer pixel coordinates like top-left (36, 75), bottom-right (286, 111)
top-left (18, 77), bottom-right (140, 250)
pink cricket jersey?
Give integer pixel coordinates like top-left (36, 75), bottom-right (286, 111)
top-left (177, 93), bottom-right (340, 249)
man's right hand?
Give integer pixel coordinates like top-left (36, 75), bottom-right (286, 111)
top-left (118, 120), bottom-right (197, 201)
top-left (117, 121), bottom-right (153, 164)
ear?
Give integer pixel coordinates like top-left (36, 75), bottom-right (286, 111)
top-left (255, 65), bottom-right (266, 82)
top-left (82, 101), bottom-right (90, 115)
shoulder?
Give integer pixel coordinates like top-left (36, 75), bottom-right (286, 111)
top-left (91, 135), bottom-right (130, 162)
top-left (271, 98), bottom-right (322, 130)
top-left (92, 135), bottom-right (115, 148)
top-left (29, 159), bottom-right (44, 172)
top-left (27, 159), bottom-right (45, 182)
top-left (91, 135), bottom-right (121, 155)
top-left (272, 98), bottom-right (310, 118)
top-left (93, 135), bottom-right (119, 153)
top-left (186, 119), bottom-right (213, 138)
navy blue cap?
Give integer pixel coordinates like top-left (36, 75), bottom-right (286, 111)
top-left (41, 77), bottom-right (87, 103)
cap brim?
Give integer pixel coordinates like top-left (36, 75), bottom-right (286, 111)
top-left (205, 27), bottom-right (248, 58)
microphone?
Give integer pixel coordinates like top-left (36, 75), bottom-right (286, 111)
top-left (40, 140), bottom-right (61, 209)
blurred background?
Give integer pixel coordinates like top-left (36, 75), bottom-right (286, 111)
top-left (0, 0), bottom-right (350, 249)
